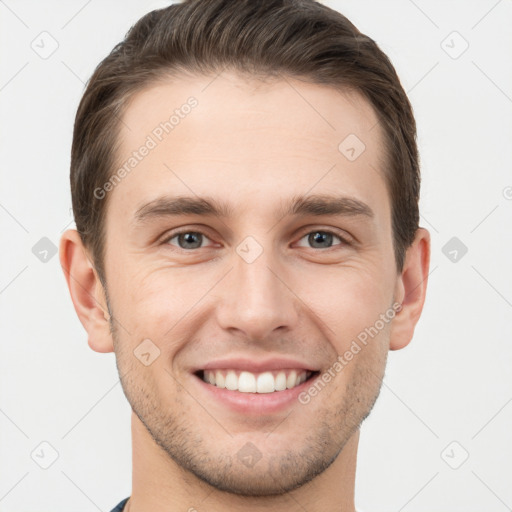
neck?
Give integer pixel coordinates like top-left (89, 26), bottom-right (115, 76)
top-left (125, 412), bottom-right (359, 512)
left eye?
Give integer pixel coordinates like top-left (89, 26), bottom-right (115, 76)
top-left (296, 230), bottom-right (346, 249)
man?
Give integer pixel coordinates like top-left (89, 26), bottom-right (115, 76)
top-left (59, 0), bottom-right (430, 510)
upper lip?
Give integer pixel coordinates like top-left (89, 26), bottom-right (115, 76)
top-left (193, 357), bottom-right (319, 374)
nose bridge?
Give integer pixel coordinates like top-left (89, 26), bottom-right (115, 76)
top-left (215, 236), bottom-right (298, 338)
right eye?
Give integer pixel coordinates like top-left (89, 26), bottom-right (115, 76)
top-left (163, 230), bottom-right (215, 250)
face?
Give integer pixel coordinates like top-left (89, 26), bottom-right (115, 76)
top-left (102, 71), bottom-right (400, 495)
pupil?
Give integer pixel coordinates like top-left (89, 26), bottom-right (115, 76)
top-left (180, 232), bottom-right (202, 249)
top-left (309, 231), bottom-right (332, 248)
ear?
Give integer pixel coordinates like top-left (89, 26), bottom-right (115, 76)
top-left (59, 229), bottom-right (114, 353)
top-left (389, 227), bottom-right (431, 351)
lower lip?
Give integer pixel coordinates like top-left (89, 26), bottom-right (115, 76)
top-left (192, 372), bottom-right (319, 415)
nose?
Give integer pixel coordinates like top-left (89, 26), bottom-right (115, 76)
top-left (215, 243), bottom-right (300, 341)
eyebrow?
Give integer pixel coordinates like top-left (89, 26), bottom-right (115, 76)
top-left (133, 193), bottom-right (374, 224)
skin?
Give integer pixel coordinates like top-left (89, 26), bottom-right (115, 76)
top-left (60, 70), bottom-right (430, 512)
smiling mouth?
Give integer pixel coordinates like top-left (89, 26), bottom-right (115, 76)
top-left (195, 369), bottom-right (320, 394)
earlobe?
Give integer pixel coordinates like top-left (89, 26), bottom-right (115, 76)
top-left (389, 227), bottom-right (431, 351)
top-left (59, 229), bottom-right (114, 353)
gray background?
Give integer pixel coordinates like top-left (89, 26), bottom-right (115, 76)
top-left (1, 0), bottom-right (511, 510)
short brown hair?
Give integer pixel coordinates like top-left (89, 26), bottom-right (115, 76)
top-left (71, 0), bottom-right (420, 286)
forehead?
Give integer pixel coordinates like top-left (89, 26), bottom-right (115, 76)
top-left (108, 70), bottom-right (389, 224)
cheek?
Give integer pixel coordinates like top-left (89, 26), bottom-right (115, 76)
top-left (292, 262), bottom-right (393, 343)
top-left (106, 256), bottom-right (195, 328)
top-left (111, 266), bottom-right (214, 362)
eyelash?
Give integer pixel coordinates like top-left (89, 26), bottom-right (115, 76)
top-left (161, 228), bottom-right (351, 251)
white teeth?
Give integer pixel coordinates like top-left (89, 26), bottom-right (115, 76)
top-left (238, 371), bottom-right (256, 392)
top-left (202, 369), bottom-right (311, 393)
top-left (286, 370), bottom-right (297, 389)
top-left (216, 371), bottom-right (225, 388)
top-left (225, 370), bottom-right (238, 391)
top-left (256, 372), bottom-right (275, 393)
top-left (275, 371), bottom-right (287, 391)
